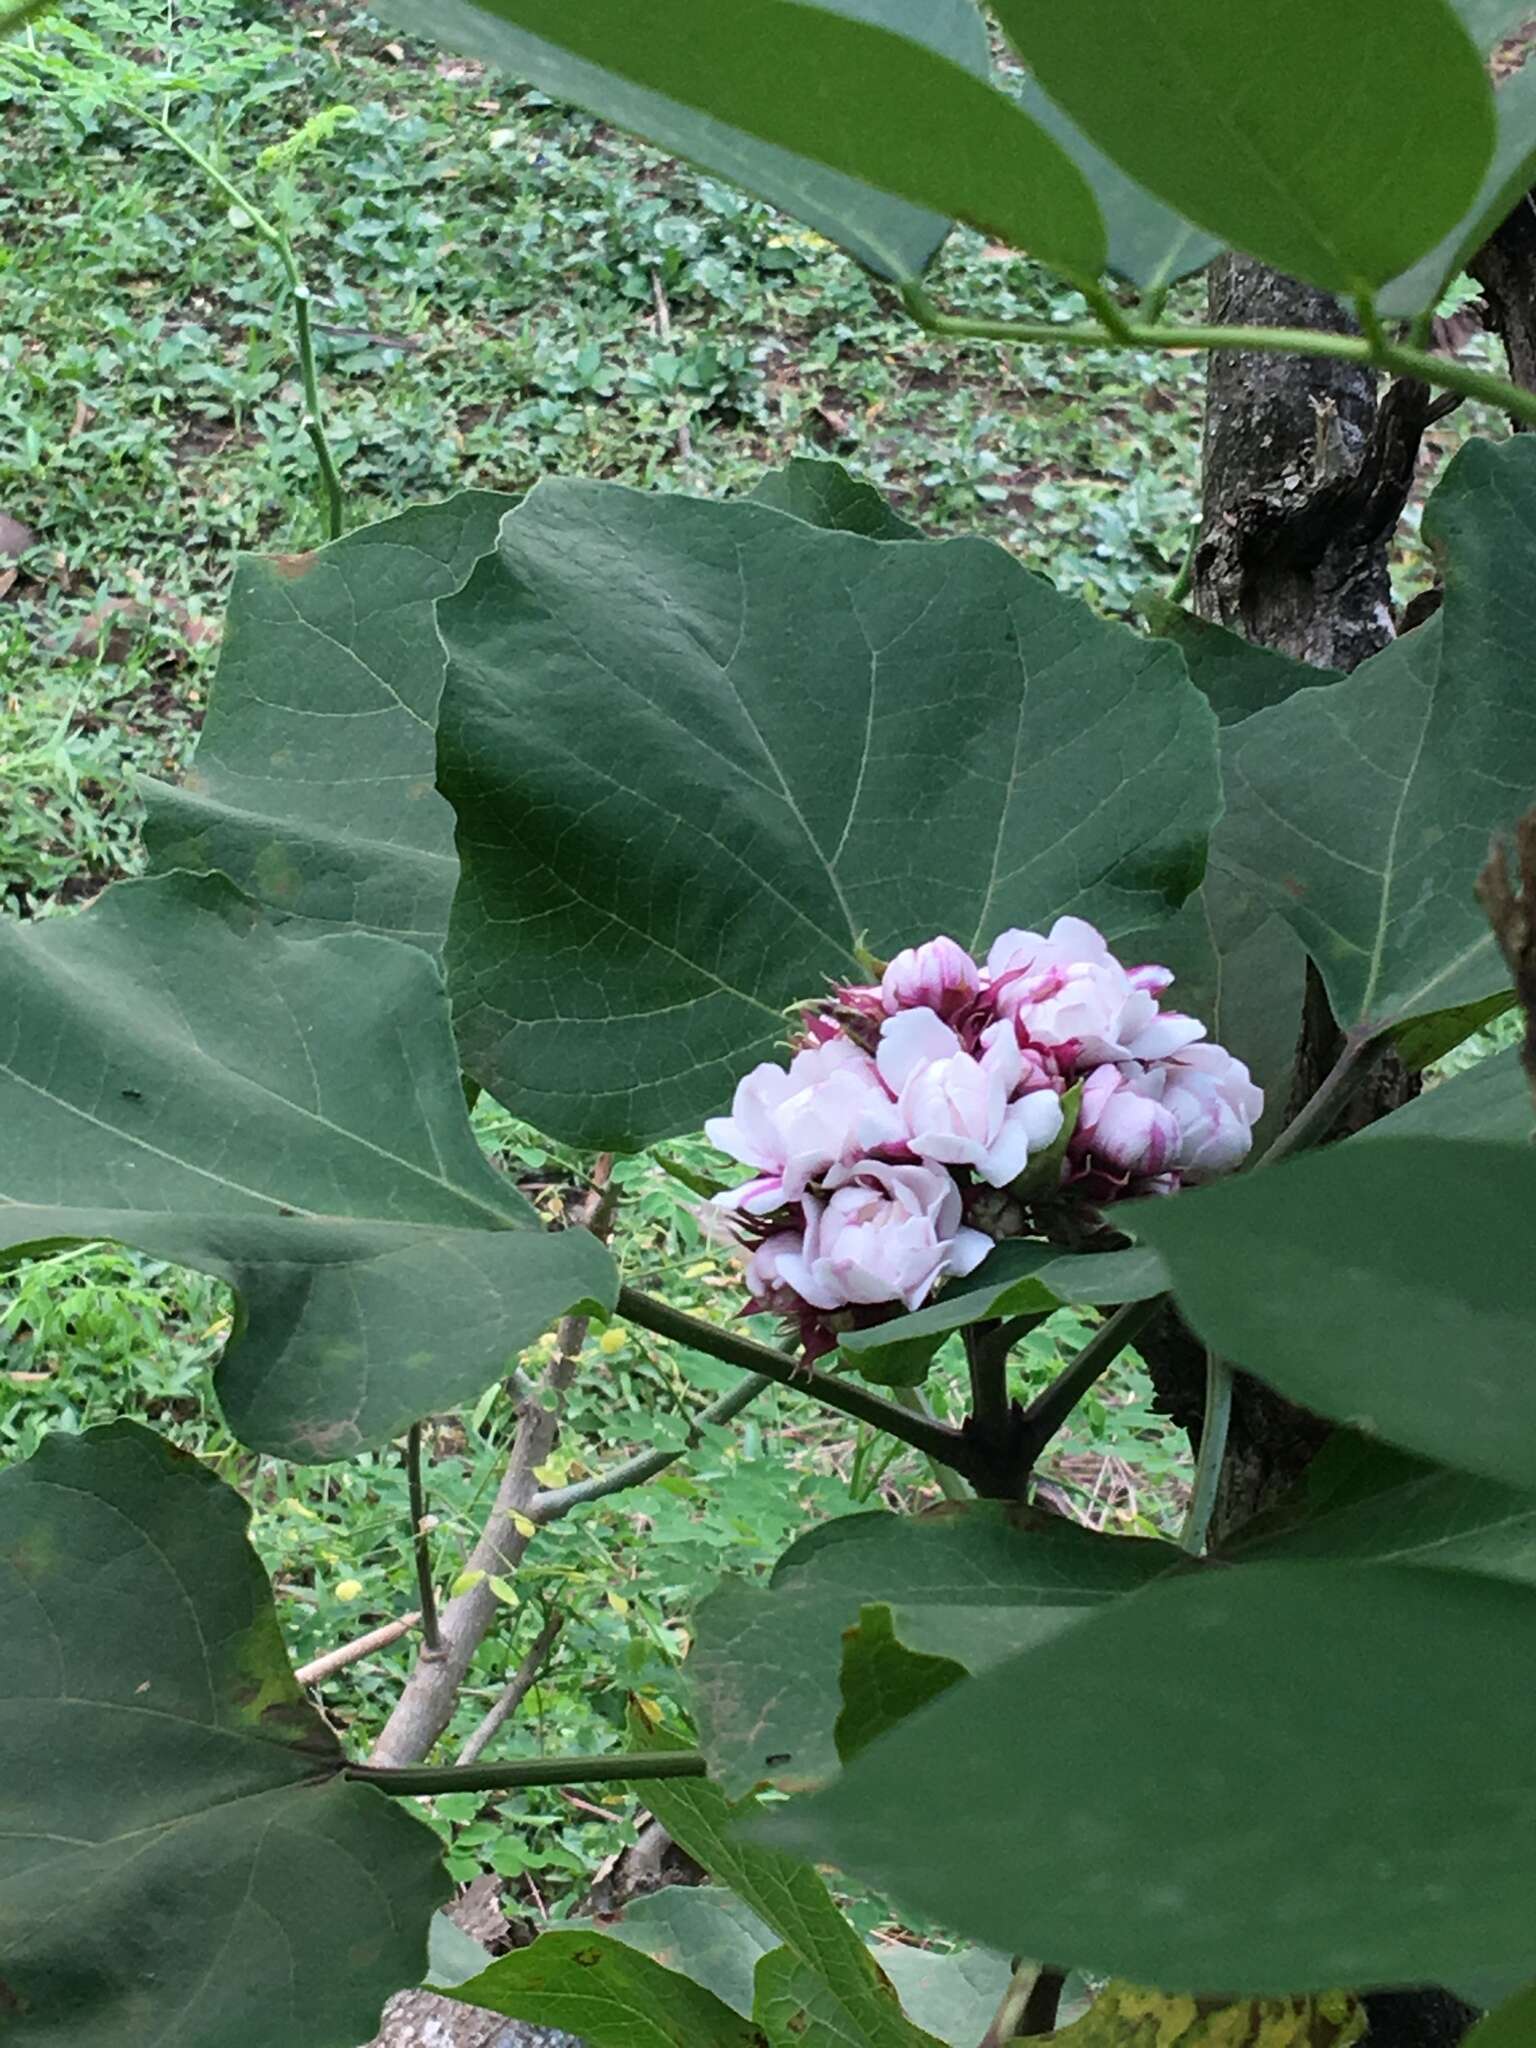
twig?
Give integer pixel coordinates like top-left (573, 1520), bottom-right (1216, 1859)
top-left (347, 1749), bottom-right (708, 1798)
top-left (1015, 1296), bottom-right (1161, 1468)
top-left (405, 1422), bottom-right (441, 1657)
top-left (455, 1608), bottom-right (564, 1767)
top-left (528, 1372), bottom-right (771, 1519)
top-left (1255, 1031), bottom-right (1376, 1167)
top-left (368, 1161), bottom-right (617, 1767)
top-left (1180, 1352), bottom-right (1233, 1556)
top-left (1477, 809), bottom-right (1536, 1120)
top-left (294, 1611), bottom-right (421, 1688)
top-left (964, 1320), bottom-right (1013, 1445)
top-left (651, 266), bottom-right (693, 463)
top-left (615, 1284), bottom-right (977, 1479)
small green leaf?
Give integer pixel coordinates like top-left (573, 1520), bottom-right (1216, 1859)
top-left (760, 1564), bottom-right (1536, 1991)
top-left (835, 1603), bottom-right (966, 1761)
top-left (1133, 1137), bottom-right (1536, 1490)
top-left (373, 0), bottom-right (1106, 285)
top-left (992, 0), bottom-right (1495, 292)
top-left (838, 1242), bottom-right (1166, 1382)
top-left (745, 459), bottom-right (922, 540)
top-left (451, 1929), bottom-right (763, 2047)
top-left (577, 1888), bottom-right (776, 2019)
top-left (0, 874), bottom-right (615, 1461)
top-left (438, 480), bottom-right (1219, 1149)
top-left (0, 1423), bottom-right (448, 2046)
top-left (631, 1737), bottom-right (942, 2048)
top-left (873, 1947), bottom-right (1015, 2048)
top-left (1394, 990), bottom-right (1518, 1071)
top-left (690, 1505), bottom-right (1178, 1794)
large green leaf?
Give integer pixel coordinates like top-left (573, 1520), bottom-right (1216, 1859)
top-left (1380, 63), bottom-right (1536, 316)
top-left (637, 1758), bottom-right (941, 2048)
top-left (1217, 437), bottom-right (1536, 1036)
top-left (0, 873), bottom-right (614, 1460)
top-left (690, 1505), bottom-right (1179, 1794)
top-left (1233, 1435), bottom-right (1536, 1586)
top-left (761, 1562), bottom-right (1536, 1991)
top-left (1362, 1046), bottom-right (1533, 1144)
top-left (438, 480), bottom-right (1220, 1148)
top-left (1013, 80), bottom-right (1223, 291)
top-left (374, 0), bottom-right (1105, 286)
top-left (143, 492), bottom-right (513, 951)
top-left (991, 0), bottom-right (1494, 293)
top-left (451, 1930), bottom-right (763, 2047)
top-left (745, 457), bottom-right (922, 540)
top-left (0, 1422), bottom-right (448, 2045)
top-left (873, 1947), bottom-right (1014, 2048)
top-left (1133, 1137), bottom-right (1536, 1491)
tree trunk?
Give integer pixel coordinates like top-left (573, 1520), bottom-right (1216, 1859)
top-left (1184, 256), bottom-right (1471, 2048)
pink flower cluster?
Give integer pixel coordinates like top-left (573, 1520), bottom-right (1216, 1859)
top-left (706, 919), bottom-right (1263, 1355)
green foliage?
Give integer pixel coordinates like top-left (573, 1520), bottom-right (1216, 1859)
top-left (992, 0), bottom-right (1495, 294)
top-left (1135, 1138), bottom-right (1536, 1490)
top-left (761, 1562), bottom-right (1536, 1992)
top-left (0, 1422), bottom-right (448, 2043)
top-left (690, 1506), bottom-right (1176, 1794)
top-left (0, 871), bottom-right (614, 1459)
top-left (1466, 1983), bottom-right (1536, 2046)
top-left (450, 1928), bottom-right (765, 2046)
top-left (375, 0), bottom-right (1106, 284)
top-left (1219, 437), bottom-right (1535, 1038)
top-left (142, 492), bottom-right (516, 947)
top-left (437, 480), bottom-right (1218, 1147)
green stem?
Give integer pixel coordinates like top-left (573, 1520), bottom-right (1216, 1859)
top-left (901, 283), bottom-right (1536, 432)
top-left (1180, 1351), bottom-right (1232, 1556)
top-left (348, 1749), bottom-right (707, 1797)
top-left (1016, 1296), bottom-right (1161, 1467)
top-left (405, 1423), bottom-right (441, 1656)
top-left (134, 103), bottom-right (345, 537)
top-left (616, 1284), bottom-right (976, 1478)
top-left (1256, 1032), bottom-right (1376, 1168)
top-left (888, 1385), bottom-right (972, 1501)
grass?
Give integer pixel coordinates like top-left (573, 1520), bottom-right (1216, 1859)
top-left (0, 0), bottom-right (1508, 1930)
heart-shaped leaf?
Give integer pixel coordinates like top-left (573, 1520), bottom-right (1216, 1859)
top-left (438, 480), bottom-right (1219, 1149)
top-left (992, 0), bottom-right (1495, 293)
top-left (761, 1563), bottom-right (1536, 1992)
top-left (143, 491), bottom-right (514, 952)
top-left (690, 1505), bottom-right (1178, 1793)
top-left (0, 873), bottom-right (615, 1460)
top-left (374, 0), bottom-right (1105, 285)
top-left (1133, 1137), bottom-right (1536, 1491)
top-left (0, 1422), bottom-right (448, 2046)
top-left (1217, 436), bottom-right (1536, 1036)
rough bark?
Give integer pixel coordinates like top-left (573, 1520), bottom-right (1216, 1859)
top-left (1471, 190), bottom-right (1536, 412)
top-left (1178, 256), bottom-right (1462, 2047)
top-left (1178, 256), bottom-right (1428, 1539)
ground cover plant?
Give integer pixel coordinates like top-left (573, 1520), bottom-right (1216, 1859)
top-left (6, 3), bottom-right (1536, 2047)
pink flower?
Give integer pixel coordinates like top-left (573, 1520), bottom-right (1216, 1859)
top-left (743, 1231), bottom-right (809, 1316)
top-left (872, 1008), bottom-right (1063, 1188)
top-left (1074, 1063), bottom-right (1180, 1176)
top-left (706, 1037), bottom-right (903, 1211)
top-left (776, 1160), bottom-right (992, 1312)
top-left (1159, 1042), bottom-right (1264, 1179)
top-left (880, 935), bottom-right (981, 1019)
top-left (987, 919), bottom-right (1203, 1069)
